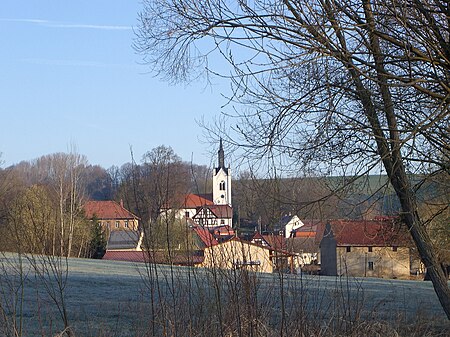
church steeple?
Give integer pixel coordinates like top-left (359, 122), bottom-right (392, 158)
top-left (218, 138), bottom-right (225, 169)
top-left (213, 138), bottom-right (231, 206)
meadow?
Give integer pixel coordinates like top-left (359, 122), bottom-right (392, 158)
top-left (1, 254), bottom-right (449, 336)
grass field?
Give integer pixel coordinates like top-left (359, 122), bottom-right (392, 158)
top-left (1, 254), bottom-right (449, 336)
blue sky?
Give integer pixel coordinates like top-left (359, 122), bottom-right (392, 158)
top-left (0, 0), bottom-right (229, 169)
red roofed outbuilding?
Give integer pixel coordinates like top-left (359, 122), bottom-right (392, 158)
top-left (319, 218), bottom-right (412, 279)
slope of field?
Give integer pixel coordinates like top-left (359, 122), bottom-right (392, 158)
top-left (1, 254), bottom-right (448, 336)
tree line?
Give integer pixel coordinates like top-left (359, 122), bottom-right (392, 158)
top-left (1, 147), bottom-right (446, 263)
top-left (0, 146), bottom-right (211, 257)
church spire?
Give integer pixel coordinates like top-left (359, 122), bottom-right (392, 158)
top-left (213, 138), bottom-right (231, 207)
top-left (218, 138), bottom-right (225, 169)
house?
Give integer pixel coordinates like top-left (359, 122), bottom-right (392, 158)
top-left (210, 225), bottom-right (235, 242)
top-left (318, 218), bottom-right (411, 279)
top-left (84, 200), bottom-right (140, 231)
top-left (255, 218), bottom-right (320, 268)
top-left (250, 232), bottom-right (286, 251)
top-left (200, 237), bottom-right (297, 273)
top-left (192, 204), bottom-right (233, 227)
top-left (290, 221), bottom-right (319, 238)
top-left (250, 232), bottom-right (271, 247)
top-left (276, 214), bottom-right (304, 238)
top-left (286, 220), bottom-right (321, 266)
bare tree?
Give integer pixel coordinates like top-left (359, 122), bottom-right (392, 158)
top-left (44, 152), bottom-right (87, 257)
top-left (135, 0), bottom-right (450, 318)
top-left (141, 145), bottom-right (190, 222)
top-left (118, 146), bottom-right (191, 223)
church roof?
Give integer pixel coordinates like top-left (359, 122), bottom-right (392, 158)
top-left (215, 138), bottom-right (229, 174)
top-left (183, 193), bottom-right (214, 208)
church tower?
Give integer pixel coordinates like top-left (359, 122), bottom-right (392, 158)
top-left (212, 139), bottom-right (232, 206)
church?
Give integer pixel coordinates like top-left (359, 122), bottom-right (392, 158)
top-left (176, 139), bottom-right (233, 228)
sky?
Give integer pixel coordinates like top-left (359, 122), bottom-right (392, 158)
top-left (0, 0), bottom-right (229, 169)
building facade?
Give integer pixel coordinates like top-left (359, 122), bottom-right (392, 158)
top-left (84, 200), bottom-right (140, 231)
top-left (200, 238), bottom-right (297, 273)
top-left (319, 219), bottom-right (411, 279)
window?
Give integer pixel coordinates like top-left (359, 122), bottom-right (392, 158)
top-left (368, 261), bottom-right (374, 270)
top-left (393, 246), bottom-right (398, 252)
top-left (346, 246), bottom-right (351, 253)
top-left (220, 219), bottom-right (225, 225)
top-left (124, 220), bottom-right (129, 228)
top-left (185, 211), bottom-right (190, 218)
top-left (106, 221), bottom-right (110, 229)
top-left (219, 181), bottom-right (226, 190)
top-left (115, 221), bottom-right (120, 228)
top-left (368, 247), bottom-right (373, 252)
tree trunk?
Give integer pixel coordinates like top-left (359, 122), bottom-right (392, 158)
top-left (59, 182), bottom-right (65, 257)
top-left (390, 169), bottom-right (450, 319)
top-left (359, 0), bottom-right (450, 318)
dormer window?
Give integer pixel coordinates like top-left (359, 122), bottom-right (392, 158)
top-left (220, 181), bottom-right (226, 190)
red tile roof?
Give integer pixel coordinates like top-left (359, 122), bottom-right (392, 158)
top-left (183, 194), bottom-right (214, 208)
top-left (262, 234), bottom-right (286, 250)
top-left (103, 250), bottom-right (148, 262)
top-left (212, 225), bottom-right (235, 236)
top-left (292, 223), bottom-right (320, 238)
top-left (192, 226), bottom-right (218, 247)
top-left (103, 250), bottom-right (204, 265)
top-left (214, 237), bottom-right (295, 256)
top-left (84, 201), bottom-right (140, 220)
top-left (251, 233), bottom-right (270, 246)
top-left (318, 218), bottom-right (411, 247)
top-left (207, 205), bottom-right (233, 218)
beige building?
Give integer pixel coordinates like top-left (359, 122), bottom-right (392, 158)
top-left (319, 219), bottom-right (411, 279)
top-left (84, 200), bottom-right (140, 231)
top-left (200, 238), bottom-right (297, 273)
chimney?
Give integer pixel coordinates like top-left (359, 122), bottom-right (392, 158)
top-left (120, 199), bottom-right (124, 208)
